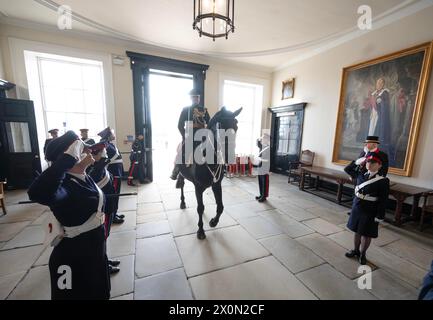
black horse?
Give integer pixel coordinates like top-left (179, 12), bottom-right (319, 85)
top-left (176, 107), bottom-right (242, 240)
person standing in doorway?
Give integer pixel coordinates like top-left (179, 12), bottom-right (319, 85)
top-left (127, 134), bottom-right (145, 186)
top-left (98, 127), bottom-right (124, 225)
top-left (43, 129), bottom-right (59, 157)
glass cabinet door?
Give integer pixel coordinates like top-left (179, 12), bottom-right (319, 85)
top-left (5, 122), bottom-right (32, 153)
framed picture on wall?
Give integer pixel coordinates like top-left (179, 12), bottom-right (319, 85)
top-left (332, 42), bottom-right (433, 176)
top-left (282, 78), bottom-right (295, 100)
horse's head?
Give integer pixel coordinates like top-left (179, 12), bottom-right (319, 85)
top-left (208, 106), bottom-right (242, 132)
top-left (207, 106), bottom-right (242, 164)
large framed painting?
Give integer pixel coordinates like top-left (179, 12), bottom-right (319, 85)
top-left (333, 42), bottom-right (433, 176)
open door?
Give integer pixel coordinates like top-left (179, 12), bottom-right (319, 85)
top-left (0, 98), bottom-right (41, 189)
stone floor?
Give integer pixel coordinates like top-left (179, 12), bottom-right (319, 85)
top-left (1, 173), bottom-right (433, 300)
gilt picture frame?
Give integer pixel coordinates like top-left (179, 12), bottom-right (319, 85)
top-left (332, 42), bottom-right (433, 176)
top-left (282, 78), bottom-right (295, 100)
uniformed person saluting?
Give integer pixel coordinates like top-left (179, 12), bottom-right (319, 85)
top-left (98, 127), bottom-right (124, 224)
top-left (344, 152), bottom-right (390, 265)
top-left (43, 129), bottom-right (59, 158)
top-left (354, 135), bottom-right (389, 177)
top-left (87, 142), bottom-right (121, 275)
top-left (80, 128), bottom-right (96, 145)
top-left (27, 131), bottom-right (110, 300)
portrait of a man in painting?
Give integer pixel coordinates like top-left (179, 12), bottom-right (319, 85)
top-left (333, 43), bottom-right (432, 176)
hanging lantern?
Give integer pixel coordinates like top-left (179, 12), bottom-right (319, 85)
top-left (193, 0), bottom-right (235, 41)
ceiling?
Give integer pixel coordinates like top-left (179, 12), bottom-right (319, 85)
top-left (0, 0), bottom-right (430, 69)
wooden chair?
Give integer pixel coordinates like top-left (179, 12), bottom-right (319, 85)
top-left (420, 191), bottom-right (433, 231)
top-left (288, 150), bottom-right (315, 185)
top-left (0, 181), bottom-right (6, 215)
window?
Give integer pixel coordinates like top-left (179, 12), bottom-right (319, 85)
top-left (37, 56), bottom-right (106, 140)
top-left (223, 80), bottom-right (263, 155)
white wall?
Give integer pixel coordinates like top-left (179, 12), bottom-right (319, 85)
top-left (0, 22), bottom-right (272, 159)
top-left (272, 6), bottom-right (433, 188)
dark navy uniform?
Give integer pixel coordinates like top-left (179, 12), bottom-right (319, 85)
top-left (83, 138), bottom-right (96, 145)
top-left (127, 136), bottom-right (145, 185)
top-left (419, 260), bottom-right (433, 300)
top-left (98, 127), bottom-right (123, 217)
top-left (344, 160), bottom-right (390, 238)
top-left (28, 132), bottom-right (110, 300)
top-left (87, 157), bottom-right (115, 238)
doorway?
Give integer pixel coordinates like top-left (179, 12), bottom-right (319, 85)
top-left (149, 70), bottom-right (193, 181)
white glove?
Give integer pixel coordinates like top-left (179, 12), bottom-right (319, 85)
top-left (64, 139), bottom-right (84, 160)
top-left (375, 217), bottom-right (384, 223)
top-left (355, 157), bottom-right (366, 165)
top-left (100, 148), bottom-right (107, 159)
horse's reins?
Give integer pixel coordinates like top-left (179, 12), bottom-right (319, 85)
top-left (205, 124), bottom-right (225, 183)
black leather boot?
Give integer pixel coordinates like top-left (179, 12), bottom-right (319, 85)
top-left (170, 165), bottom-right (180, 180)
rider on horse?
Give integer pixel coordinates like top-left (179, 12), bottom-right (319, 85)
top-left (170, 88), bottom-right (210, 180)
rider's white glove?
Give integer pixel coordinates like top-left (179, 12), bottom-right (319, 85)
top-left (375, 217), bottom-right (384, 223)
top-left (355, 157), bottom-right (366, 165)
top-left (64, 139), bottom-right (84, 160)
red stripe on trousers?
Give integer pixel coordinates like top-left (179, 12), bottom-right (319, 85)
top-left (265, 175), bottom-right (269, 198)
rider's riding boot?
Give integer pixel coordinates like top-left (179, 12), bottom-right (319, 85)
top-left (170, 164), bottom-right (180, 180)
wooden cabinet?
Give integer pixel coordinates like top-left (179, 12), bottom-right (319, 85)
top-left (268, 103), bottom-right (306, 175)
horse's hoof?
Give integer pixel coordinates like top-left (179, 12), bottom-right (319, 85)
top-left (180, 203), bottom-right (186, 210)
top-left (197, 230), bottom-right (206, 240)
top-left (209, 218), bottom-right (219, 228)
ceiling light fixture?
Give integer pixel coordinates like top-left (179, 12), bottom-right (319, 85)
top-left (193, 0), bottom-right (235, 41)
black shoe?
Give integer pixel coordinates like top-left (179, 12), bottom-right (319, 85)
top-left (108, 260), bottom-right (121, 267)
top-left (359, 254), bottom-right (367, 265)
top-left (258, 197), bottom-right (267, 203)
top-left (255, 196), bottom-right (262, 200)
top-left (170, 166), bottom-right (180, 180)
top-left (117, 214), bottom-right (125, 219)
top-left (113, 215), bottom-right (124, 224)
top-left (109, 265), bottom-right (120, 275)
top-left (127, 181), bottom-right (136, 186)
top-left (345, 249), bottom-right (360, 258)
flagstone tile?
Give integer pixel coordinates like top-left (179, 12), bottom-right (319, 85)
top-left (118, 196), bottom-right (137, 212)
top-left (259, 210), bottom-right (315, 238)
top-left (382, 239), bottom-right (433, 271)
top-left (297, 233), bottom-right (367, 279)
top-left (238, 216), bottom-right (283, 240)
top-left (135, 234), bottom-right (182, 278)
top-left (0, 221), bottom-right (31, 242)
top-left (137, 212), bottom-right (167, 224)
top-left (328, 230), bottom-right (426, 287)
top-left (0, 271), bottom-right (26, 300)
top-left (136, 220), bottom-right (171, 238)
top-left (109, 255), bottom-right (135, 298)
top-left (111, 293), bottom-right (133, 300)
top-left (189, 256), bottom-right (317, 300)
top-left (167, 207), bottom-right (237, 237)
top-left (135, 268), bottom-right (193, 300)
top-left (137, 202), bottom-right (165, 215)
top-left (303, 218), bottom-right (343, 236)
top-left (0, 204), bottom-right (46, 224)
top-left (8, 266), bottom-right (50, 300)
top-left (297, 264), bottom-right (376, 300)
top-left (107, 230), bottom-right (136, 258)
top-left (175, 225), bottom-right (269, 277)
top-left (362, 269), bottom-right (419, 300)
top-left (34, 245), bottom-right (53, 267)
top-left (259, 234), bottom-right (324, 273)
top-left (306, 207), bottom-right (348, 225)
top-left (110, 211), bottom-right (136, 233)
top-left (0, 245), bottom-right (44, 277)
